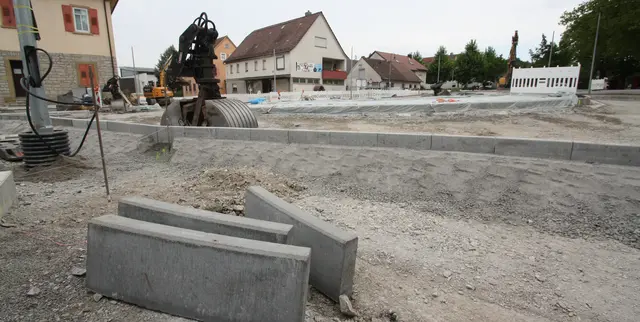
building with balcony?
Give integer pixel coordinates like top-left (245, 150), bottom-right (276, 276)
top-left (0, 0), bottom-right (119, 105)
top-left (224, 11), bottom-right (348, 94)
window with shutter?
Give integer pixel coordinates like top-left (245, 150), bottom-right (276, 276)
top-left (0, 0), bottom-right (16, 28)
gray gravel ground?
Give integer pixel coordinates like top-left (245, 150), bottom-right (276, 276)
top-left (0, 121), bottom-right (639, 322)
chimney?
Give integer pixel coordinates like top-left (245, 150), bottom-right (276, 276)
top-left (305, 10), bottom-right (312, 16)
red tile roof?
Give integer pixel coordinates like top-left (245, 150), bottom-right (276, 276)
top-left (370, 51), bottom-right (427, 71)
top-left (422, 54), bottom-right (459, 65)
top-left (363, 58), bottom-right (422, 83)
top-left (226, 12), bottom-right (321, 63)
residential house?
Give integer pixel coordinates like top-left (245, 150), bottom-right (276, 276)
top-left (0, 0), bottom-right (119, 105)
top-left (422, 53), bottom-right (459, 65)
top-left (182, 35), bottom-right (235, 96)
top-left (368, 51), bottom-right (427, 87)
top-left (347, 57), bottom-right (422, 90)
top-left (225, 11), bottom-right (349, 94)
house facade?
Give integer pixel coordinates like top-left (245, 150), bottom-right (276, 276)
top-left (225, 11), bottom-right (349, 94)
top-left (0, 0), bottom-right (119, 105)
top-left (368, 51), bottom-right (427, 87)
top-left (182, 35), bottom-right (235, 96)
top-left (347, 57), bottom-right (422, 90)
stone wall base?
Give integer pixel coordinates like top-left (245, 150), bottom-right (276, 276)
top-left (0, 50), bottom-right (117, 105)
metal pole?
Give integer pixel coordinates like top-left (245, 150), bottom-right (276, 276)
top-left (273, 49), bottom-right (276, 92)
top-left (89, 66), bottom-right (110, 200)
top-left (437, 54), bottom-right (441, 83)
top-left (131, 46), bottom-right (139, 98)
top-left (388, 55), bottom-right (392, 89)
top-left (14, 0), bottom-right (52, 132)
top-left (548, 31), bottom-right (555, 67)
top-left (349, 47), bottom-right (353, 99)
top-left (588, 12), bottom-right (601, 95)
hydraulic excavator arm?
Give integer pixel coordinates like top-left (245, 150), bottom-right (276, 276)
top-left (159, 53), bottom-right (173, 88)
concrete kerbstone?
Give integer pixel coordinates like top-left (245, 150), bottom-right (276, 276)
top-left (215, 127), bottom-right (251, 141)
top-left (431, 134), bottom-right (496, 154)
top-left (128, 124), bottom-right (160, 142)
top-left (71, 119), bottom-right (90, 129)
top-left (50, 117), bottom-right (73, 127)
top-left (330, 131), bottom-right (377, 147)
top-left (571, 141), bottom-right (640, 166)
top-left (87, 215), bottom-right (310, 322)
top-left (106, 121), bottom-right (131, 133)
top-left (244, 186), bottom-right (358, 302)
top-left (250, 128), bottom-right (289, 143)
top-left (184, 126), bottom-right (214, 138)
top-left (118, 196), bottom-right (293, 243)
top-left (495, 137), bottom-right (573, 160)
top-left (377, 132), bottom-right (432, 150)
top-left (169, 126), bottom-right (185, 138)
top-left (289, 129), bottom-right (331, 145)
top-left (0, 171), bottom-right (16, 217)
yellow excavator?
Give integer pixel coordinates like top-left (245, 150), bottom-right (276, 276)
top-left (143, 54), bottom-right (174, 106)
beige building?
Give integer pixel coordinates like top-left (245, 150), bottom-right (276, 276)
top-left (368, 51), bottom-right (428, 88)
top-left (182, 35), bottom-right (236, 96)
top-left (347, 57), bottom-right (422, 90)
top-left (0, 0), bottom-right (119, 105)
top-left (225, 11), bottom-right (349, 94)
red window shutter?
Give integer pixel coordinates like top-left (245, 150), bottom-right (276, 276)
top-left (88, 8), bottom-right (99, 34)
top-left (61, 5), bottom-right (74, 32)
top-left (0, 0), bottom-right (16, 28)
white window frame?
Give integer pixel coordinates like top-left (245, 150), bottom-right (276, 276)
top-left (245, 62), bottom-right (248, 72)
top-left (254, 60), bottom-right (258, 71)
top-left (276, 56), bottom-right (285, 71)
top-left (314, 36), bottom-right (327, 48)
top-left (262, 59), bottom-right (267, 70)
top-left (220, 53), bottom-right (227, 61)
top-left (73, 7), bottom-right (90, 33)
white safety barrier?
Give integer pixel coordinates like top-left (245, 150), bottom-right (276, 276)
top-left (181, 90), bottom-right (425, 103)
top-left (511, 65), bottom-right (581, 95)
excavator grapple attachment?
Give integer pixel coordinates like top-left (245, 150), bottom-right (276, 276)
top-left (160, 98), bottom-right (258, 128)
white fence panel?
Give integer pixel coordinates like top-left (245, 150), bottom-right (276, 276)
top-left (511, 65), bottom-right (581, 94)
top-left (591, 79), bottom-right (606, 91)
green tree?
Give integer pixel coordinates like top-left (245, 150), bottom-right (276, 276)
top-left (407, 51), bottom-right (424, 64)
top-left (560, 0), bottom-right (639, 88)
top-left (455, 40), bottom-right (484, 85)
top-left (483, 46), bottom-right (507, 83)
top-left (154, 45), bottom-right (187, 91)
top-left (529, 34), bottom-right (574, 68)
top-left (426, 46), bottom-right (454, 83)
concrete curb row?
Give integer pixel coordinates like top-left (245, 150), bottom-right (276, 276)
top-left (1, 114), bottom-right (637, 166)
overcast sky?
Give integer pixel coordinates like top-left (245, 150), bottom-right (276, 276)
top-left (112, 0), bottom-right (583, 69)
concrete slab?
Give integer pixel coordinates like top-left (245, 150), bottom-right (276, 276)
top-left (289, 130), bottom-right (331, 145)
top-left (330, 131), bottom-right (377, 147)
top-left (118, 196), bottom-right (292, 243)
top-left (250, 128), bottom-right (289, 143)
top-left (0, 171), bottom-right (16, 217)
top-left (377, 133), bottom-right (432, 150)
top-left (244, 186), bottom-right (358, 302)
top-left (184, 126), bottom-right (214, 138)
top-left (494, 137), bottom-right (573, 160)
top-left (215, 127), bottom-right (251, 141)
top-left (431, 134), bottom-right (496, 154)
top-left (571, 141), bottom-right (640, 166)
top-left (87, 215), bottom-right (310, 322)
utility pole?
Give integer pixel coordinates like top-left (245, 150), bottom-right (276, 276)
top-left (388, 55), bottom-right (393, 90)
top-left (349, 47), bottom-right (353, 99)
top-left (437, 54), bottom-right (441, 83)
top-left (131, 47), bottom-right (139, 96)
top-left (273, 49), bottom-right (276, 92)
top-left (588, 12), bottom-right (601, 95)
top-left (14, 0), bottom-right (52, 131)
top-left (548, 31), bottom-right (555, 67)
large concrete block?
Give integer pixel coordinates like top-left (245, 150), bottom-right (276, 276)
top-left (215, 127), bottom-right (251, 141)
top-left (250, 128), bottom-right (289, 143)
top-left (0, 171), bottom-right (16, 217)
top-left (244, 186), bottom-right (358, 302)
top-left (118, 196), bottom-right (292, 243)
top-left (495, 137), bottom-right (573, 160)
top-left (431, 134), bottom-right (496, 154)
top-left (377, 132), bottom-right (432, 150)
top-left (184, 126), bottom-right (214, 138)
top-left (87, 215), bottom-right (310, 322)
top-left (571, 141), bottom-right (640, 166)
top-left (330, 131), bottom-right (377, 147)
top-left (289, 129), bottom-right (331, 145)
top-left (105, 121), bottom-right (131, 133)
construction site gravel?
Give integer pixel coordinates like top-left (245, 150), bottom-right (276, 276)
top-left (0, 113), bottom-right (639, 321)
